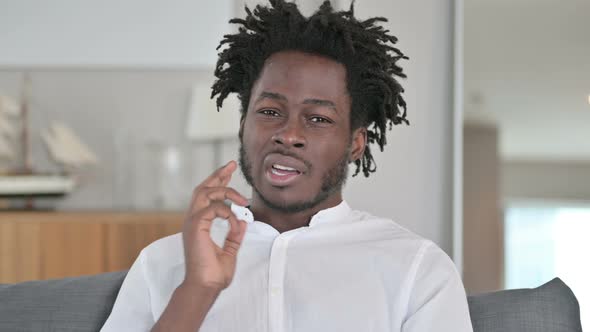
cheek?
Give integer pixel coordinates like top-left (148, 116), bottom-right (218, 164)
top-left (241, 120), bottom-right (258, 149)
top-left (242, 126), bottom-right (267, 169)
top-left (244, 131), bottom-right (265, 154)
top-left (311, 137), bottom-right (350, 169)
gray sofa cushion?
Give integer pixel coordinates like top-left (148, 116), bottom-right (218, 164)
top-left (0, 271), bottom-right (127, 332)
top-left (0, 272), bottom-right (583, 332)
top-left (468, 277), bottom-right (582, 332)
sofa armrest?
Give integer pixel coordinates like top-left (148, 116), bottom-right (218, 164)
top-left (0, 271), bottom-right (128, 332)
top-left (468, 278), bottom-right (582, 332)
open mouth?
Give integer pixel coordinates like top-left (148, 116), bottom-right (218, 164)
top-left (271, 164), bottom-right (301, 175)
top-left (266, 163), bottom-right (302, 185)
top-left (263, 153), bottom-right (308, 187)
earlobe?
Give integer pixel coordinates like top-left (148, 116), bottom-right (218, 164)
top-left (350, 127), bottom-right (367, 161)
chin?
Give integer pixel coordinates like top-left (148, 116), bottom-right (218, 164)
top-left (260, 184), bottom-right (304, 204)
top-left (254, 182), bottom-right (329, 214)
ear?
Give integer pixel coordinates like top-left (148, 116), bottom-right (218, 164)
top-left (350, 127), bottom-right (367, 162)
top-left (239, 114), bottom-right (246, 140)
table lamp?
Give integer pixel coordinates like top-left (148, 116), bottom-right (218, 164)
top-left (185, 76), bottom-right (241, 169)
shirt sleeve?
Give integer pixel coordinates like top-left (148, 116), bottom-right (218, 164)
top-left (401, 242), bottom-right (474, 332)
top-left (100, 250), bottom-right (155, 331)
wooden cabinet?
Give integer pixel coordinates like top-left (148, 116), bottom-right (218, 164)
top-left (0, 212), bottom-right (184, 283)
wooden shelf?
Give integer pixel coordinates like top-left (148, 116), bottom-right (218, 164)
top-left (0, 211), bottom-right (184, 283)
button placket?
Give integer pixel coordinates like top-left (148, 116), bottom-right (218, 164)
top-left (268, 231), bottom-right (301, 332)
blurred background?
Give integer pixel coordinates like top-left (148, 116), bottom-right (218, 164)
top-left (0, 0), bottom-right (586, 325)
top-left (0, 0), bottom-right (457, 288)
top-left (463, 0), bottom-right (589, 327)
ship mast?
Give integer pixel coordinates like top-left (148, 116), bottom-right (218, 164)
top-left (20, 73), bottom-right (32, 175)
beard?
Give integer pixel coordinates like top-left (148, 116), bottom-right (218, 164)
top-left (239, 142), bottom-right (350, 214)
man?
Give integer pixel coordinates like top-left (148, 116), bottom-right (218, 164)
top-left (101, 1), bottom-right (473, 331)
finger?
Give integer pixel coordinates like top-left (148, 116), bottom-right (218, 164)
top-left (193, 201), bottom-right (236, 226)
top-left (200, 160), bottom-right (238, 188)
top-left (184, 201), bottom-right (233, 235)
top-left (192, 187), bottom-right (249, 212)
top-left (223, 216), bottom-right (247, 257)
top-left (189, 161), bottom-right (239, 209)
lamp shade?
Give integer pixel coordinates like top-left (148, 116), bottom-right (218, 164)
top-left (185, 78), bottom-right (241, 141)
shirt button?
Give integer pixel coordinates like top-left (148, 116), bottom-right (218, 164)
top-left (271, 287), bottom-right (280, 296)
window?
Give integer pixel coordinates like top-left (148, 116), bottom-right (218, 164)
top-left (505, 201), bottom-right (589, 329)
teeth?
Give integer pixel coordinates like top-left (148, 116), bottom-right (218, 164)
top-left (273, 164), bottom-right (297, 172)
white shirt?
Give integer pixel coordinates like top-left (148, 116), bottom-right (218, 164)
top-left (101, 201), bottom-right (473, 332)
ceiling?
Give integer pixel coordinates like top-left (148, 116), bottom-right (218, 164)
top-left (464, 0), bottom-right (590, 161)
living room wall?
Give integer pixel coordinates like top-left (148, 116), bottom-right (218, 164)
top-left (0, 0), bottom-right (456, 255)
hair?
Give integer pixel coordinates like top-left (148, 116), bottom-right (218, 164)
top-left (212, 0), bottom-right (408, 177)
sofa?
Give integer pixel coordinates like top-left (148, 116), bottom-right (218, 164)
top-left (0, 271), bottom-right (583, 332)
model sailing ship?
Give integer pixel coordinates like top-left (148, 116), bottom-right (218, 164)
top-left (0, 75), bottom-right (98, 199)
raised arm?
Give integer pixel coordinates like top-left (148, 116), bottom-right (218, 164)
top-left (151, 161), bottom-right (249, 332)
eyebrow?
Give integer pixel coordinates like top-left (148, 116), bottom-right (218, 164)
top-left (256, 91), bottom-right (287, 103)
top-left (256, 91), bottom-right (336, 110)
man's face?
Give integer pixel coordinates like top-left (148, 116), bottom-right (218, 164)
top-left (239, 50), bottom-right (365, 213)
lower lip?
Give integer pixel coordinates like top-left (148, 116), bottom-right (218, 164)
top-left (265, 168), bottom-right (302, 186)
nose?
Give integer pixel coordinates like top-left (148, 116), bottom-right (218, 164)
top-left (272, 118), bottom-right (306, 149)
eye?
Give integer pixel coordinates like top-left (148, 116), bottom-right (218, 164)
top-left (309, 116), bottom-right (332, 124)
top-left (259, 109), bottom-right (280, 117)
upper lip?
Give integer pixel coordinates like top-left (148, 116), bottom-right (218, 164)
top-left (265, 153), bottom-right (308, 174)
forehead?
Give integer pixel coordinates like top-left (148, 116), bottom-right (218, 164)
top-left (250, 50), bottom-right (350, 105)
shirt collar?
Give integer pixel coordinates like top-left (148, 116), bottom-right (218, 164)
top-left (229, 200), bottom-right (352, 234)
top-left (308, 200), bottom-right (352, 227)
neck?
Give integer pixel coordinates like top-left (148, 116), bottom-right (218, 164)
top-left (249, 192), bottom-right (343, 233)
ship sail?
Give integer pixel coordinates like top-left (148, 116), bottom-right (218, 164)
top-left (41, 122), bottom-right (98, 169)
top-left (0, 95), bottom-right (20, 160)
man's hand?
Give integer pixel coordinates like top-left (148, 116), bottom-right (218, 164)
top-left (151, 161), bottom-right (248, 332)
top-left (181, 160), bottom-right (249, 292)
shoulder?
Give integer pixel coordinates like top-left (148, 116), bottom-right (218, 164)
top-left (350, 209), bottom-right (457, 270)
top-left (350, 209), bottom-right (432, 248)
top-left (410, 240), bottom-right (458, 282)
top-left (140, 232), bottom-right (184, 267)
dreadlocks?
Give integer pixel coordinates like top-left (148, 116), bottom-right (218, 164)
top-left (212, 0), bottom-right (408, 177)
